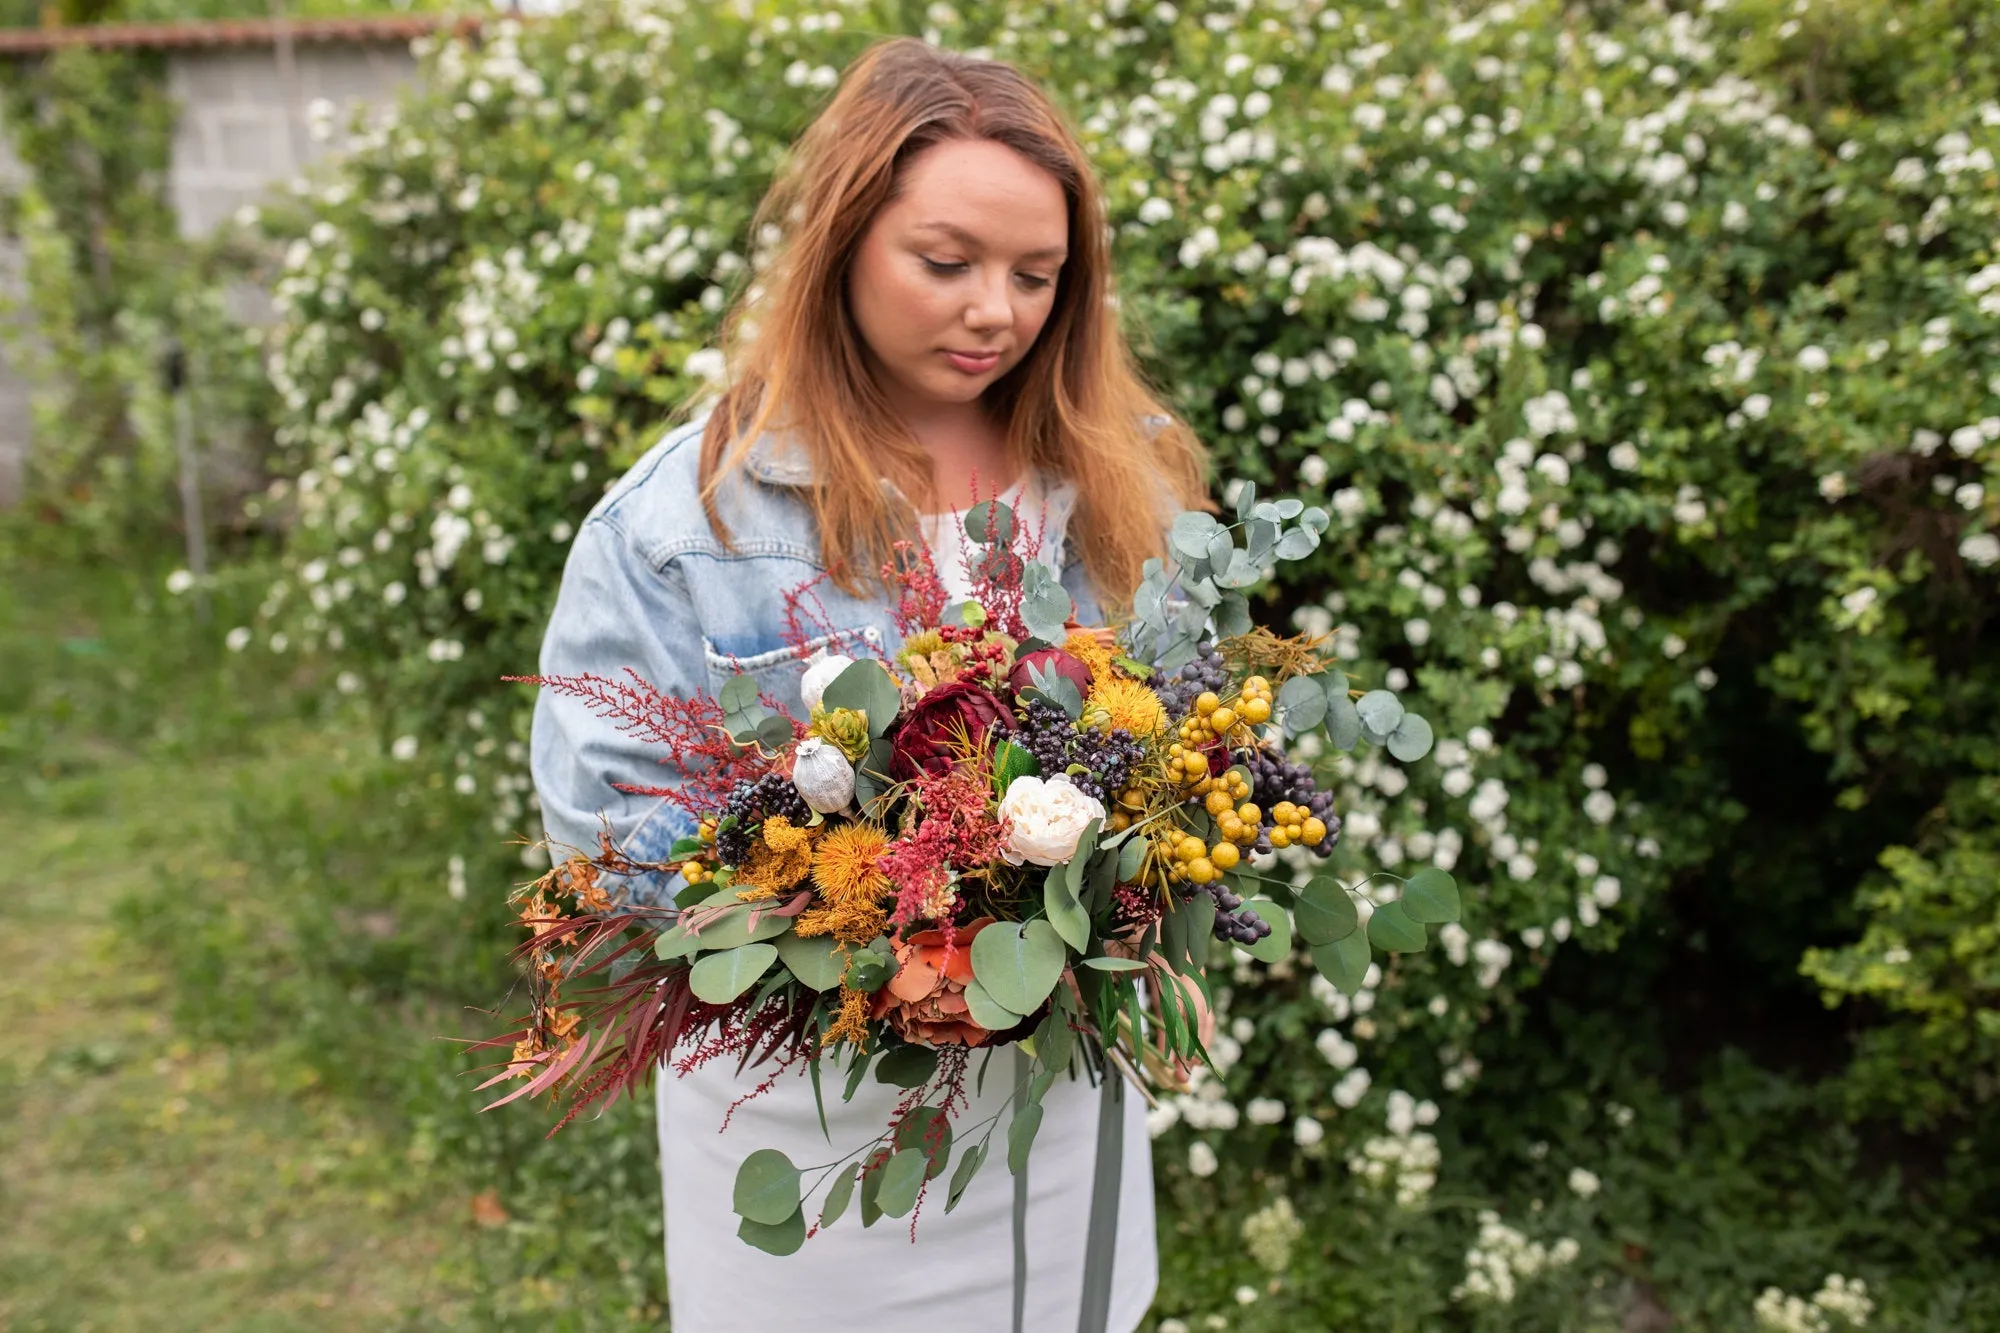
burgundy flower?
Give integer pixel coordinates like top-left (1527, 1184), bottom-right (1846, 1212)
top-left (888, 680), bottom-right (1015, 783)
top-left (1006, 646), bottom-right (1095, 701)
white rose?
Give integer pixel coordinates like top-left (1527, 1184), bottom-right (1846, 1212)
top-left (996, 774), bottom-right (1106, 866)
top-left (799, 652), bottom-right (854, 712)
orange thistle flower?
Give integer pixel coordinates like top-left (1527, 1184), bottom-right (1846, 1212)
top-left (1063, 626), bottom-right (1117, 686)
top-left (811, 824), bottom-right (892, 907)
top-left (1090, 676), bottom-right (1167, 736)
top-left (735, 814), bottom-right (817, 900)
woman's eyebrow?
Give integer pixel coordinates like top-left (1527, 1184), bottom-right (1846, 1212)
top-left (912, 219), bottom-right (1067, 262)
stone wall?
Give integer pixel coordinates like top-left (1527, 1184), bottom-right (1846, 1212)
top-left (0, 36), bottom-right (423, 506)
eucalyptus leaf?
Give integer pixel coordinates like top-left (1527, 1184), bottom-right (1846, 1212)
top-left (1401, 867), bottom-right (1462, 924)
top-left (774, 930), bottom-right (845, 991)
top-left (737, 1207), bottom-right (806, 1256)
top-left (1234, 479), bottom-right (1258, 523)
top-left (690, 943), bottom-right (779, 1004)
top-left (1171, 510), bottom-right (1219, 559)
top-left (1116, 835), bottom-right (1148, 883)
top-left (1033, 1007), bottom-right (1076, 1074)
top-left (1311, 930), bottom-right (1372, 996)
top-left (1205, 526), bottom-right (1235, 570)
top-left (970, 920), bottom-right (1067, 1016)
top-left (733, 1148), bottom-right (802, 1226)
top-left (945, 1143), bottom-right (988, 1213)
top-left (874, 1147), bottom-right (929, 1218)
top-left (1278, 674), bottom-right (1328, 732)
top-left (874, 1044), bottom-right (939, 1089)
top-left (1299, 505), bottom-right (1330, 534)
top-left (1007, 1104), bottom-right (1045, 1175)
top-left (1080, 955), bottom-right (1149, 972)
top-left (894, 1105), bottom-right (953, 1180)
top-left (1021, 562), bottom-right (1075, 642)
top-left (1247, 518), bottom-right (1279, 564)
top-left (822, 661), bottom-right (901, 738)
top-left (819, 1164), bottom-right (858, 1228)
top-left (717, 673), bottom-right (759, 715)
top-left (754, 713), bottom-right (794, 750)
top-left (1388, 712), bottom-right (1436, 762)
top-left (1274, 497), bottom-right (1305, 520)
top-left (687, 906), bottom-right (792, 952)
top-left (1212, 592), bottom-right (1252, 639)
top-left (962, 977), bottom-right (1024, 1032)
top-left (963, 498), bottom-right (1016, 545)
top-left (1355, 689), bottom-right (1406, 739)
top-left (1044, 869), bottom-right (1090, 954)
top-left (1275, 526), bottom-right (1319, 560)
top-left (1294, 875), bottom-right (1360, 946)
top-left (1367, 898), bottom-right (1428, 953)
top-left (1326, 694), bottom-right (1363, 750)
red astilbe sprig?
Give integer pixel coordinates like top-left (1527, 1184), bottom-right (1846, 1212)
top-left (781, 572), bottom-right (891, 666)
top-left (509, 668), bottom-right (775, 814)
top-left (879, 755), bottom-right (1012, 932)
top-left (884, 539), bottom-right (948, 639)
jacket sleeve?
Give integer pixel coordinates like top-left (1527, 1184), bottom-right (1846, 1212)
top-left (529, 510), bottom-right (705, 908)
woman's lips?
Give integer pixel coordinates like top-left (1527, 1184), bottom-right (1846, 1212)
top-left (942, 349), bottom-right (1002, 374)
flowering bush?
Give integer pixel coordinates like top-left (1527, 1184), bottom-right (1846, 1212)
top-left (237, 0), bottom-right (2000, 1317)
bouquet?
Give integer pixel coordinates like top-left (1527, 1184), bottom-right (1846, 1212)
top-left (477, 485), bottom-right (1459, 1255)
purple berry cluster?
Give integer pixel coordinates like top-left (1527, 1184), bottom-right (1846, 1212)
top-left (1017, 699), bottom-right (1145, 803)
top-left (714, 772), bottom-right (811, 865)
top-left (1154, 640), bottom-right (1230, 717)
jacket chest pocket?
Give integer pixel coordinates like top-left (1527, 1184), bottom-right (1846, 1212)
top-left (700, 623), bottom-right (886, 719)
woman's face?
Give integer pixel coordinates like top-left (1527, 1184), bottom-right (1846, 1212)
top-left (846, 137), bottom-right (1069, 418)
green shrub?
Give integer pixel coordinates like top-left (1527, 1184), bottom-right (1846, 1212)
top-left (235, 0), bottom-right (2000, 1320)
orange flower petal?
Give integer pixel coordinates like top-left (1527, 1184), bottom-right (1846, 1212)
top-left (887, 955), bottom-right (940, 1003)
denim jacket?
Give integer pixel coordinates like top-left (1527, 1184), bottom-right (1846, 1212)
top-left (530, 410), bottom-right (1130, 904)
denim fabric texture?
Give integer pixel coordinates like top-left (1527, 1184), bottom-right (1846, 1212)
top-left (529, 410), bottom-right (1143, 907)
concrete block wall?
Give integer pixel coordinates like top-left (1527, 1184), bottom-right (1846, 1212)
top-left (169, 42), bottom-right (419, 238)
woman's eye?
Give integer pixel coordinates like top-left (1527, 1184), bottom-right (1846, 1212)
top-left (1016, 274), bottom-right (1053, 292)
top-left (920, 256), bottom-right (967, 276)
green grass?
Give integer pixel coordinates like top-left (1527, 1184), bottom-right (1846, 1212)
top-left (0, 740), bottom-right (479, 1331)
top-left (0, 549), bottom-right (671, 1330)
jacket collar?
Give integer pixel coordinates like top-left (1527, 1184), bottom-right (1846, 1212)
top-left (743, 425), bottom-right (1083, 571)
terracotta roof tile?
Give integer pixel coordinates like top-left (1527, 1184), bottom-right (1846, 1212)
top-left (0, 14), bottom-right (488, 55)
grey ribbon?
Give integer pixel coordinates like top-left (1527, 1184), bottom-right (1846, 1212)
top-left (1011, 1046), bottom-right (1031, 1333)
top-left (1076, 1064), bottom-right (1125, 1333)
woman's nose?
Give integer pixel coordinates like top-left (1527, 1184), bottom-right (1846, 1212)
top-left (963, 270), bottom-right (1011, 331)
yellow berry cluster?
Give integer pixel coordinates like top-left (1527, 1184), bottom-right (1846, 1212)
top-left (1204, 787), bottom-right (1266, 848)
top-left (1267, 801), bottom-right (1329, 849)
top-left (1165, 830), bottom-right (1238, 884)
top-left (681, 817), bottom-right (720, 884)
top-left (1105, 784), bottom-right (1147, 833)
top-left (1235, 676), bottom-right (1274, 725)
top-left (1165, 736), bottom-right (1214, 787)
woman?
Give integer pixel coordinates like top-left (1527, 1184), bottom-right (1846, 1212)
top-left (531, 36), bottom-right (1207, 1333)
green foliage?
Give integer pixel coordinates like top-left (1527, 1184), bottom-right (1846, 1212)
top-left (0, 47), bottom-right (274, 562)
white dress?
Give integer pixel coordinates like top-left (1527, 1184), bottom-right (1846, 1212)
top-left (655, 484), bottom-right (1159, 1332)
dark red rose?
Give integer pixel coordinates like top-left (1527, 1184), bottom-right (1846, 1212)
top-left (889, 680), bottom-right (1015, 783)
top-left (1007, 647), bottom-right (1094, 700)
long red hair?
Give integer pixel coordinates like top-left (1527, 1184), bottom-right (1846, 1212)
top-left (691, 37), bottom-right (1207, 605)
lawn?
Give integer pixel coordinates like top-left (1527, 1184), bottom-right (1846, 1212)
top-left (0, 561), bottom-right (487, 1331)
